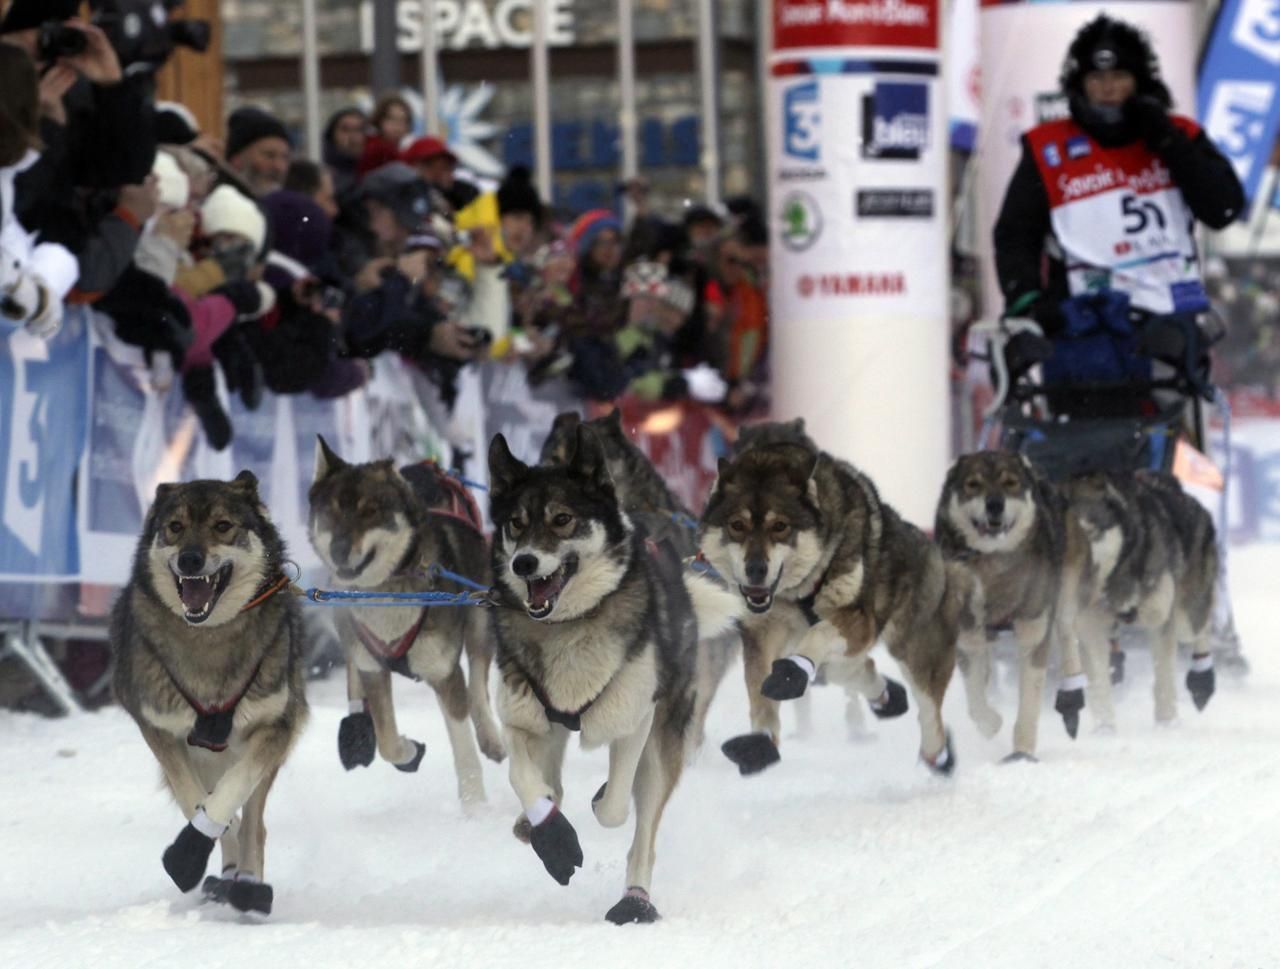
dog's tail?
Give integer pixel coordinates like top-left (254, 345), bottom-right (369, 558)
top-left (685, 572), bottom-right (745, 640)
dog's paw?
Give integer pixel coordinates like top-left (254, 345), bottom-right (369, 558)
top-left (1054, 687), bottom-right (1085, 740)
top-left (971, 709), bottom-right (1003, 740)
top-left (1186, 665), bottom-right (1215, 712)
top-left (591, 782), bottom-right (628, 828)
top-left (201, 872), bottom-right (235, 904)
top-left (869, 677), bottom-right (909, 720)
top-left (478, 731), bottom-right (508, 764)
top-left (1001, 751), bottom-right (1039, 764)
top-left (605, 887), bottom-right (661, 925)
top-left (720, 732), bottom-right (781, 775)
top-left (162, 822), bottom-right (216, 893)
top-left (512, 814), bottom-right (533, 844)
top-left (761, 658), bottom-right (810, 701)
top-left (338, 712), bottom-right (377, 770)
top-left (227, 879), bottom-right (274, 916)
top-left (1110, 649), bottom-right (1126, 686)
top-left (921, 731), bottom-right (956, 778)
top-left (392, 739), bottom-right (426, 773)
top-left (529, 809), bottom-right (583, 886)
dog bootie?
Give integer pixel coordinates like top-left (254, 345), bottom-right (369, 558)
top-left (1110, 648), bottom-right (1126, 685)
top-left (1054, 683), bottom-right (1086, 739)
top-left (605, 887), bottom-right (661, 925)
top-left (227, 877), bottom-right (274, 916)
top-left (1186, 655), bottom-right (1215, 712)
top-left (163, 817), bottom-right (219, 892)
top-left (869, 677), bottom-right (909, 719)
top-left (721, 732), bottom-right (781, 776)
top-left (392, 739), bottom-right (426, 773)
top-left (922, 731), bottom-right (956, 778)
top-left (338, 711), bottom-right (377, 770)
top-left (202, 871), bottom-right (235, 903)
top-left (761, 657), bottom-right (812, 701)
top-left (528, 805), bottom-right (583, 885)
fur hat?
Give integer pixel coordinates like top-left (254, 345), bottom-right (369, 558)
top-left (496, 165), bottom-right (543, 224)
top-left (226, 106), bottom-right (291, 162)
top-left (1060, 15), bottom-right (1170, 105)
top-left (155, 101), bottom-right (200, 146)
top-left (201, 184), bottom-right (266, 252)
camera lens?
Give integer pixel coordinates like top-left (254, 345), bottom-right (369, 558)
top-left (37, 23), bottom-right (89, 61)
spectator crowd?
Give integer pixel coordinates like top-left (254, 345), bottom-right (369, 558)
top-left (1, 0), bottom-right (771, 456)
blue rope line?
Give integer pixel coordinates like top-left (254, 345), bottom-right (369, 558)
top-left (447, 469), bottom-right (489, 492)
top-left (670, 512), bottom-right (699, 532)
top-left (301, 588), bottom-right (491, 607)
top-left (427, 563), bottom-right (491, 592)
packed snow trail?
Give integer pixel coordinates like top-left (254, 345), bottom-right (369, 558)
top-left (2, 546), bottom-right (1277, 968)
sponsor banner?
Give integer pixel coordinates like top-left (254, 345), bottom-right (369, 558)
top-left (947, 0), bottom-right (981, 150)
top-left (774, 0), bottom-right (939, 51)
top-left (975, 0), bottom-right (1198, 315)
top-left (1198, 0), bottom-right (1280, 206)
top-left (0, 310), bottom-right (90, 582)
top-left (770, 61), bottom-right (946, 322)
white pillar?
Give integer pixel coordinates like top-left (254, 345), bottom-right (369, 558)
top-left (531, 0), bottom-right (553, 200)
top-left (695, 0), bottom-right (720, 204)
top-left (618, 0), bottom-right (638, 180)
top-left (301, 0), bottom-right (321, 161)
top-left (766, 1), bottom-right (949, 527)
top-left (420, 0), bottom-right (440, 136)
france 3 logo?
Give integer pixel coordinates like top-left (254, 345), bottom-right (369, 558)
top-left (784, 79), bottom-right (821, 162)
top-left (862, 81), bottom-right (929, 161)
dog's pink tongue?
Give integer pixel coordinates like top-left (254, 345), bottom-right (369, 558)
top-left (527, 574), bottom-right (563, 607)
top-left (180, 577), bottom-right (216, 612)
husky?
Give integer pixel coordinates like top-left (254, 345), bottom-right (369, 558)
top-left (487, 426), bottom-right (741, 924)
top-left (308, 437), bottom-right (505, 807)
top-left (701, 441), bottom-right (968, 775)
top-left (936, 451), bottom-right (1090, 761)
top-left (111, 471), bottom-right (307, 916)
top-left (540, 409), bottom-right (735, 754)
top-left (1061, 469), bottom-right (1218, 727)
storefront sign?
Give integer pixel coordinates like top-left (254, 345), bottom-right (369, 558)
top-left (359, 0), bottom-right (576, 53)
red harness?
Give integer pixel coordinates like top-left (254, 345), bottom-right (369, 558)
top-left (416, 462), bottom-right (484, 533)
top-left (353, 607), bottom-right (429, 673)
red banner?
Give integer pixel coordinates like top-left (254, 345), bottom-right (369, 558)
top-left (773, 0), bottom-right (939, 51)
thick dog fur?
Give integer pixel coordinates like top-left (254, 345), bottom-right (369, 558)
top-left (488, 425), bottom-right (740, 923)
top-left (701, 441), bottom-right (966, 772)
top-left (111, 471), bottom-right (308, 913)
top-left (540, 409), bottom-right (735, 754)
top-left (308, 437), bottom-right (505, 806)
top-left (937, 451), bottom-right (1089, 759)
top-left (1061, 469), bottom-right (1218, 727)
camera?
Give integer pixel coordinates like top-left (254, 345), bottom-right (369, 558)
top-left (37, 22), bottom-right (89, 61)
top-left (89, 0), bottom-right (211, 72)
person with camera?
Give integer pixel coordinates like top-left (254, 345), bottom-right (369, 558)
top-left (993, 15), bottom-right (1244, 414)
top-left (1, 43), bottom-right (76, 339)
top-left (2, 1), bottom-right (159, 301)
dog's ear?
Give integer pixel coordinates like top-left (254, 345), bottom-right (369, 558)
top-left (789, 417), bottom-right (806, 435)
top-left (488, 434), bottom-right (529, 497)
top-left (551, 411), bottom-right (581, 433)
top-left (603, 408), bottom-right (624, 432)
top-left (154, 482), bottom-right (177, 501)
top-left (570, 425), bottom-right (613, 493)
top-left (313, 435), bottom-right (345, 483)
top-left (232, 469), bottom-right (259, 494)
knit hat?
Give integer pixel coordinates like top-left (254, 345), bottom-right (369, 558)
top-left (155, 101), bottom-right (199, 146)
top-left (401, 135), bottom-right (457, 166)
top-left (361, 161), bottom-right (434, 230)
top-left (1, 0), bottom-right (80, 34)
top-left (261, 190), bottom-right (332, 270)
top-left (152, 150), bottom-right (190, 209)
top-left (201, 184), bottom-right (267, 252)
top-left (623, 261), bottom-right (695, 315)
top-left (226, 106), bottom-right (291, 162)
top-left (496, 165), bottom-right (543, 224)
top-left (568, 209), bottom-right (622, 259)
top-left (682, 203), bottom-right (725, 230)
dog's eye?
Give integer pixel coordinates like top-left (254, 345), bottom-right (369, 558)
top-left (1001, 476), bottom-right (1020, 492)
top-left (213, 520), bottom-right (234, 534)
top-left (507, 519), bottom-right (525, 537)
top-left (965, 479), bottom-right (982, 493)
top-left (728, 519), bottom-right (747, 536)
top-left (167, 521), bottom-right (183, 536)
top-left (770, 520), bottom-right (790, 538)
top-left (552, 512), bottom-right (573, 528)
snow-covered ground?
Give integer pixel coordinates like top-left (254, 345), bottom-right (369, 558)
top-left (2, 546), bottom-right (1277, 969)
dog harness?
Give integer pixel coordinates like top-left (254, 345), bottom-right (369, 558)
top-left (508, 657), bottom-right (599, 732)
top-left (352, 608), bottom-right (429, 680)
top-left (411, 461), bottom-right (485, 533)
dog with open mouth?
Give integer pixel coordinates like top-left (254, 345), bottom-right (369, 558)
top-left (487, 425), bottom-right (741, 924)
top-left (700, 441), bottom-right (968, 777)
top-left (308, 437), bottom-right (506, 806)
top-left (110, 471), bottom-right (308, 917)
top-left (936, 451), bottom-right (1091, 761)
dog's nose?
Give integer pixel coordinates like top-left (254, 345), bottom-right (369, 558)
top-left (330, 537), bottom-right (352, 565)
top-left (512, 553), bottom-right (539, 578)
top-left (177, 547), bottom-right (205, 575)
top-left (985, 495), bottom-right (1005, 518)
top-left (745, 558), bottom-right (769, 586)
